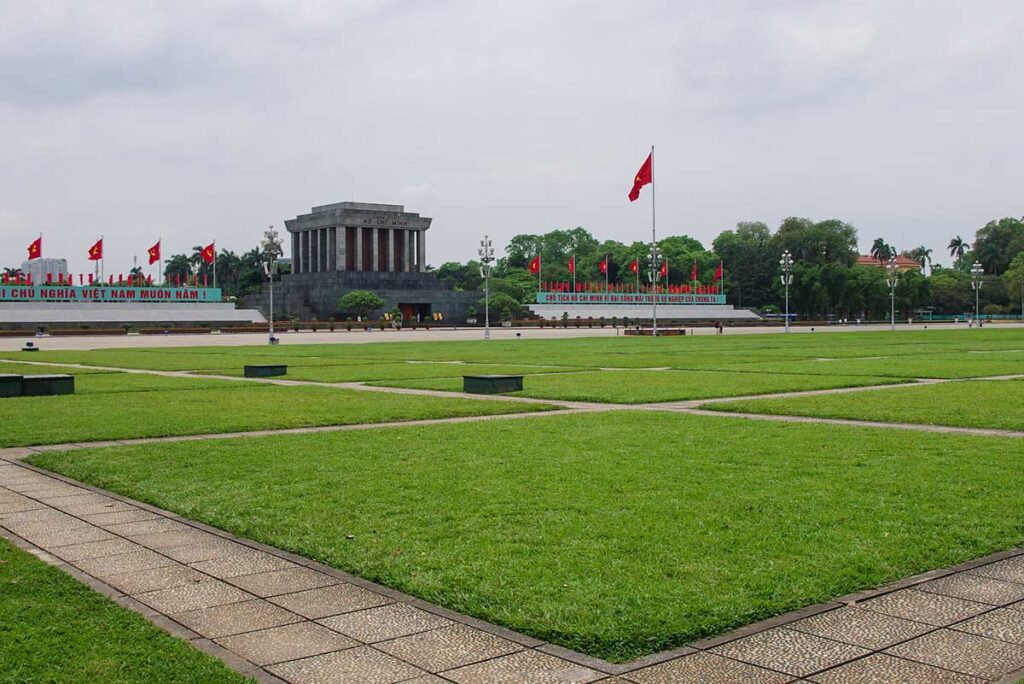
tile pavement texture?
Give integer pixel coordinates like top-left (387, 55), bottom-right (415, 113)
top-left (4, 458), bottom-right (1024, 682)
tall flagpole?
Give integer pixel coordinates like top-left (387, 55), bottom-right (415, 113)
top-left (605, 253), bottom-right (609, 295)
top-left (100, 234), bottom-right (104, 285)
top-left (651, 145), bottom-right (657, 336)
top-left (212, 241), bottom-right (217, 290)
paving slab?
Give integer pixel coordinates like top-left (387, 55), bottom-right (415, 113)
top-left (135, 577), bottom-right (253, 614)
top-left (375, 623), bottom-right (522, 672)
top-left (160, 537), bottom-right (250, 563)
top-left (268, 583), bottom-right (393, 619)
top-left (47, 536), bottom-right (138, 561)
top-left (173, 599), bottom-right (304, 639)
top-left (191, 549), bottom-right (297, 578)
top-left (886, 629), bottom-right (1024, 679)
top-left (808, 653), bottom-right (983, 683)
top-left (80, 508), bottom-right (160, 525)
top-left (29, 526), bottom-right (116, 549)
top-left (216, 621), bottom-right (358, 666)
top-left (918, 574), bottom-right (1024, 606)
top-left (971, 556), bottom-right (1024, 585)
top-left (102, 564), bottom-right (209, 595)
top-left (227, 566), bottom-right (339, 598)
top-left (623, 651), bottom-right (792, 683)
top-left (858, 589), bottom-right (992, 626)
top-left (318, 603), bottom-right (451, 643)
top-left (786, 604), bottom-right (935, 650)
top-left (442, 649), bottom-right (604, 683)
top-left (952, 607), bottom-right (1024, 646)
top-left (266, 645), bottom-right (427, 684)
top-left (709, 627), bottom-right (870, 677)
top-left (72, 547), bottom-right (177, 577)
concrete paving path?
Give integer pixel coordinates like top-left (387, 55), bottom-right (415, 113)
top-left (4, 454), bottom-right (1024, 683)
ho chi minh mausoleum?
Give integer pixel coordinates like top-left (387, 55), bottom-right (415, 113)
top-left (247, 202), bottom-right (479, 322)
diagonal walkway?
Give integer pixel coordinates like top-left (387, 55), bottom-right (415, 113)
top-left (4, 456), bottom-right (1024, 683)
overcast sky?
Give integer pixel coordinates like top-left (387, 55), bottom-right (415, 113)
top-left (2, 1), bottom-right (1022, 276)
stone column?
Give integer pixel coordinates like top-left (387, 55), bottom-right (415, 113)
top-left (342, 228), bottom-right (350, 274)
top-left (386, 228), bottom-right (395, 272)
top-left (371, 228), bottom-right (379, 271)
top-left (416, 230), bottom-right (425, 272)
top-left (404, 230), bottom-right (413, 272)
top-left (292, 232), bottom-right (301, 274)
top-left (334, 227), bottom-right (344, 272)
top-left (320, 229), bottom-right (327, 271)
top-left (354, 227), bottom-right (363, 271)
top-left (300, 231), bottom-right (309, 274)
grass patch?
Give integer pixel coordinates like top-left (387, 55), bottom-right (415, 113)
top-left (1, 383), bottom-right (553, 447)
top-left (688, 351), bottom-right (1024, 379)
top-left (29, 411), bottom-right (1024, 661)
top-left (200, 362), bottom-right (584, 383)
top-left (708, 379), bottom-right (1024, 431)
top-left (0, 537), bottom-right (246, 683)
top-left (375, 368), bottom-right (908, 403)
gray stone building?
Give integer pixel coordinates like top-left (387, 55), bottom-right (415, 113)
top-left (246, 202), bottom-right (478, 322)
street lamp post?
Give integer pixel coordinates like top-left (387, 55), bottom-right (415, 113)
top-left (971, 261), bottom-right (984, 327)
top-left (260, 225), bottom-right (283, 345)
top-left (648, 242), bottom-right (662, 336)
top-left (478, 235), bottom-right (494, 340)
top-left (886, 255), bottom-right (900, 332)
top-left (779, 250), bottom-right (793, 333)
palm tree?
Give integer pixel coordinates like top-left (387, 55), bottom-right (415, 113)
top-left (870, 238), bottom-right (890, 262)
top-left (948, 236), bottom-right (969, 259)
top-left (904, 246), bottom-right (932, 274)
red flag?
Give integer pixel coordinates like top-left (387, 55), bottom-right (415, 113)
top-left (529, 255), bottom-right (540, 275)
top-left (568, 256), bottom-right (575, 273)
top-left (690, 260), bottom-right (698, 281)
top-left (88, 273), bottom-right (94, 285)
top-left (175, 274), bottom-right (181, 287)
top-left (628, 152), bottom-right (653, 202)
top-left (659, 261), bottom-right (668, 278)
top-left (713, 261), bottom-right (723, 283)
top-left (148, 240), bottom-right (161, 265)
top-left (629, 258), bottom-right (639, 274)
top-left (46, 273), bottom-right (52, 284)
top-left (78, 274), bottom-right (83, 285)
top-left (27, 236), bottom-right (42, 260)
top-left (87, 238), bottom-right (103, 261)
top-left (201, 242), bottom-right (216, 264)
top-left (598, 257), bottom-right (608, 274)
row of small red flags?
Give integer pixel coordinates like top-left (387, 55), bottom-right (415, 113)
top-left (2, 273), bottom-right (211, 287)
top-left (542, 281), bottom-right (720, 294)
top-left (25, 236), bottom-right (215, 265)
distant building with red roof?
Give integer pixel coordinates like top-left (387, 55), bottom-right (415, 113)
top-left (856, 254), bottom-right (921, 272)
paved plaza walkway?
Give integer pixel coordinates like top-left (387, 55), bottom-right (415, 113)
top-left (3, 355), bottom-right (1024, 681)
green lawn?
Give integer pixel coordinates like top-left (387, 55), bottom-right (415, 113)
top-left (4, 328), bottom-right (1023, 375)
top-left (1, 383), bottom-right (552, 447)
top-left (684, 350), bottom-right (1024, 379)
top-left (375, 368), bottom-right (908, 403)
top-left (708, 378), bottom-right (1024, 431)
top-left (199, 361), bottom-right (585, 383)
top-left (30, 412), bottom-right (1024, 661)
top-left (0, 538), bottom-right (247, 683)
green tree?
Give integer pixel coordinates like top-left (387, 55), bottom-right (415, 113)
top-left (973, 217), bottom-right (1024, 274)
top-left (1002, 252), bottom-right (1024, 315)
top-left (947, 235), bottom-right (969, 260)
top-left (337, 290), bottom-right (385, 319)
top-left (163, 254), bottom-right (192, 283)
top-left (712, 222), bottom-right (775, 308)
top-left (476, 292), bottom-right (522, 319)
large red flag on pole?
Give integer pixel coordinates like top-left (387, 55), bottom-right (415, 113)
top-left (87, 238), bottom-right (103, 261)
top-left (201, 242), bottom-right (215, 264)
top-left (628, 153), bottom-right (653, 202)
top-left (529, 254), bottom-right (541, 292)
top-left (147, 240), bottom-right (161, 265)
top-left (27, 236), bottom-right (42, 260)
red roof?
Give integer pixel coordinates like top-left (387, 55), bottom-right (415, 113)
top-left (856, 254), bottom-right (920, 270)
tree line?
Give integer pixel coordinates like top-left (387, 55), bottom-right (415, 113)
top-left (433, 217), bottom-right (1024, 320)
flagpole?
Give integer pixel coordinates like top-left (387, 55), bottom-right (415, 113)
top-left (605, 254), bottom-right (609, 296)
top-left (572, 251), bottom-right (576, 298)
top-left (212, 241), bottom-right (217, 290)
top-left (100, 234), bottom-right (104, 284)
top-left (650, 145), bottom-right (657, 336)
